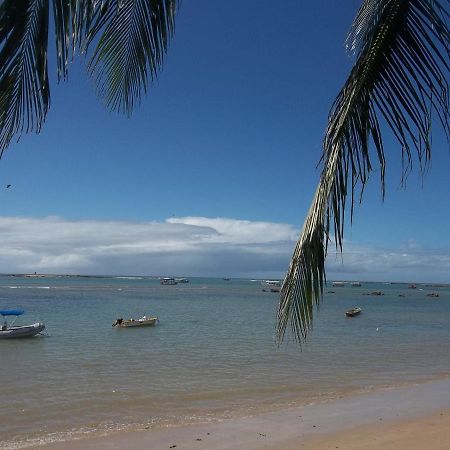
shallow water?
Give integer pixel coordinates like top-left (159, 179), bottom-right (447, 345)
top-left (1, 276), bottom-right (449, 448)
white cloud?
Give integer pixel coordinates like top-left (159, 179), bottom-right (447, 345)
top-left (0, 216), bottom-right (297, 277)
top-left (0, 215), bottom-right (449, 282)
top-left (326, 241), bottom-right (450, 283)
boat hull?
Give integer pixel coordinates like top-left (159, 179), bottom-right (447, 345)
top-left (0, 322), bottom-right (45, 339)
top-left (345, 308), bottom-right (362, 317)
top-left (261, 281), bottom-right (281, 293)
top-left (114, 318), bottom-right (158, 328)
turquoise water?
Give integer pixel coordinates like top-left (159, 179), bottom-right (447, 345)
top-left (1, 276), bottom-right (450, 448)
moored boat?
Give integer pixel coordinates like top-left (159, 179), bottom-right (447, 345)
top-left (160, 277), bottom-right (177, 285)
top-left (112, 315), bottom-right (158, 328)
top-left (0, 309), bottom-right (45, 339)
top-left (261, 280), bottom-right (281, 292)
top-left (175, 278), bottom-right (189, 283)
top-left (345, 307), bottom-right (362, 317)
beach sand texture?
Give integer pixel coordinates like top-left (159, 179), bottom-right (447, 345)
top-left (31, 378), bottom-right (450, 450)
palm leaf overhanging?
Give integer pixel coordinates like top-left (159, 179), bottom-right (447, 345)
top-left (277, 0), bottom-right (450, 344)
top-left (0, 0), bottom-right (180, 152)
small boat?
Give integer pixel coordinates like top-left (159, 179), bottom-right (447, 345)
top-left (0, 309), bottom-right (45, 339)
top-left (351, 282), bottom-right (362, 287)
top-left (345, 307), bottom-right (362, 317)
top-left (175, 278), bottom-right (189, 283)
top-left (261, 280), bottom-right (281, 293)
top-left (332, 281), bottom-right (346, 287)
top-left (112, 315), bottom-right (159, 328)
top-left (160, 277), bottom-right (177, 285)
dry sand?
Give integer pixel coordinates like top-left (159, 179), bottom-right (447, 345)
top-left (31, 378), bottom-right (450, 450)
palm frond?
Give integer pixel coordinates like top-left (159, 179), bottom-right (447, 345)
top-left (278, 0), bottom-right (450, 344)
top-left (0, 0), bottom-right (50, 153)
top-left (87, 0), bottom-right (180, 114)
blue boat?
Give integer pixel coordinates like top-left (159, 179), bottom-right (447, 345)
top-left (0, 309), bottom-right (45, 339)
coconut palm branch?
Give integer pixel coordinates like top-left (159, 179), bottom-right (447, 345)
top-left (0, 0), bottom-right (180, 152)
top-left (0, 0), bottom-right (50, 153)
top-left (277, 0), bottom-right (450, 344)
top-left (87, 0), bottom-right (179, 115)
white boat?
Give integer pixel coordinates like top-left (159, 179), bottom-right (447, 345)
top-left (345, 307), bottom-right (362, 317)
top-left (112, 315), bottom-right (159, 328)
top-left (0, 309), bottom-right (45, 339)
top-left (351, 282), bottom-right (362, 287)
top-left (175, 278), bottom-right (189, 283)
top-left (332, 281), bottom-right (346, 287)
top-left (160, 277), bottom-right (177, 285)
top-left (261, 280), bottom-right (281, 292)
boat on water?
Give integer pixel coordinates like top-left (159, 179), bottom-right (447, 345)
top-left (0, 309), bottom-right (45, 339)
top-left (112, 315), bottom-right (159, 328)
top-left (261, 280), bottom-right (282, 292)
top-left (345, 307), bottom-right (362, 317)
top-left (160, 277), bottom-right (177, 285)
top-left (175, 278), bottom-right (189, 283)
top-left (351, 282), bottom-right (362, 287)
top-left (332, 281), bottom-right (346, 287)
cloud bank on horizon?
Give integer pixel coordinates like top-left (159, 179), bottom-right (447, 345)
top-left (0, 216), bottom-right (449, 282)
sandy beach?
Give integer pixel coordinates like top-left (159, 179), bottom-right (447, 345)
top-left (29, 378), bottom-right (450, 450)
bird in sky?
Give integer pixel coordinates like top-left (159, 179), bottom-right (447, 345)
top-left (6, 184), bottom-right (11, 188)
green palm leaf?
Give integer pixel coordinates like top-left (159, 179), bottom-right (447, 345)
top-left (87, 0), bottom-right (180, 114)
top-left (277, 0), bottom-right (450, 344)
top-left (0, 0), bottom-right (50, 153)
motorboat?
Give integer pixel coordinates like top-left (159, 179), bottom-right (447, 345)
top-left (0, 309), bottom-right (45, 339)
top-left (112, 315), bottom-right (159, 328)
top-left (345, 307), bottom-right (362, 317)
top-left (160, 277), bottom-right (177, 285)
top-left (351, 282), bottom-right (362, 287)
top-left (261, 280), bottom-right (281, 292)
top-left (175, 278), bottom-right (189, 283)
top-left (332, 281), bottom-right (346, 287)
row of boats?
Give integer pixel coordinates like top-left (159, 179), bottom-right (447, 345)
top-left (0, 308), bottom-right (160, 339)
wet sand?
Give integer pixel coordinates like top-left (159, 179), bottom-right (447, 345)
top-left (31, 378), bottom-right (450, 450)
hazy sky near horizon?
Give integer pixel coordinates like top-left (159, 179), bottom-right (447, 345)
top-left (0, 1), bottom-right (449, 281)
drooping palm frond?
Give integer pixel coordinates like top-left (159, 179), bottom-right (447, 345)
top-left (52, 0), bottom-right (100, 80)
top-left (87, 0), bottom-right (180, 114)
top-left (0, 0), bottom-right (180, 153)
top-left (0, 0), bottom-right (50, 153)
top-left (277, 0), bottom-right (450, 344)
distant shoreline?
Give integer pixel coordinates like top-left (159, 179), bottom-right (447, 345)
top-left (1, 273), bottom-right (450, 287)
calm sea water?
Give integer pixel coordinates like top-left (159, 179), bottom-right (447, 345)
top-left (1, 276), bottom-right (450, 448)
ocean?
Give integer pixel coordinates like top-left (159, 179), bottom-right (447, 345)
top-left (1, 276), bottom-right (449, 449)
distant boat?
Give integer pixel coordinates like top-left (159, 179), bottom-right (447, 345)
top-left (0, 309), bottom-right (45, 339)
top-left (408, 284), bottom-right (417, 289)
top-left (261, 280), bottom-right (281, 293)
top-left (223, 278), bottom-right (231, 281)
top-left (175, 278), bottom-right (189, 283)
top-left (112, 316), bottom-right (159, 328)
top-left (345, 307), bottom-right (362, 317)
top-left (351, 282), bottom-right (362, 287)
top-left (332, 281), bottom-right (346, 287)
top-left (160, 277), bottom-right (177, 285)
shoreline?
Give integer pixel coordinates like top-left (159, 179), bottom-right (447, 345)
top-left (26, 377), bottom-right (450, 450)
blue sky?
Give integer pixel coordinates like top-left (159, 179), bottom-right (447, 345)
top-left (0, 1), bottom-right (449, 281)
